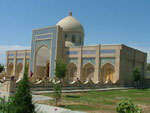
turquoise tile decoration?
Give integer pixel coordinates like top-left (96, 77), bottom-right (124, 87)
top-left (35, 34), bottom-right (53, 40)
top-left (17, 53), bottom-right (24, 56)
top-left (8, 54), bottom-right (14, 57)
top-left (83, 50), bottom-right (96, 54)
top-left (30, 26), bottom-right (57, 78)
top-left (100, 49), bottom-right (116, 54)
top-left (101, 57), bottom-right (115, 65)
top-left (83, 58), bottom-right (95, 65)
top-left (35, 39), bottom-right (51, 50)
top-left (66, 51), bottom-right (78, 55)
top-left (67, 58), bottom-right (78, 65)
top-left (16, 59), bottom-right (23, 64)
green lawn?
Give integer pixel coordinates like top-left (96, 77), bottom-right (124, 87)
top-left (40, 89), bottom-right (150, 113)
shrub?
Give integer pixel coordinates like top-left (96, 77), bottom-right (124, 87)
top-left (116, 98), bottom-right (142, 113)
top-left (53, 83), bottom-right (61, 106)
top-left (133, 68), bottom-right (141, 89)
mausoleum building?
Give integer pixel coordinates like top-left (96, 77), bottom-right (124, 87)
top-left (5, 12), bottom-right (147, 87)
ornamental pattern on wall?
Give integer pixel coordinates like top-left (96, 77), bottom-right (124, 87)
top-left (83, 58), bottom-right (95, 65)
top-left (100, 57), bottom-right (115, 66)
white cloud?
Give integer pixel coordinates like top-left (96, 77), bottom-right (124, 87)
top-left (0, 45), bottom-right (30, 64)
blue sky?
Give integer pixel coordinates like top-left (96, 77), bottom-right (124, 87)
top-left (0, 0), bottom-right (150, 64)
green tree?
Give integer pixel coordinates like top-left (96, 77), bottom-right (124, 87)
top-left (133, 68), bottom-right (141, 89)
top-left (53, 83), bottom-right (61, 106)
top-left (53, 59), bottom-right (67, 106)
top-left (0, 64), bottom-right (4, 73)
top-left (116, 98), bottom-right (142, 113)
top-left (10, 66), bottom-right (36, 113)
top-left (55, 59), bottom-right (67, 80)
top-left (146, 63), bottom-right (150, 71)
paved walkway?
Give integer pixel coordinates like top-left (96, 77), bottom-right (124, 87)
top-left (36, 104), bottom-right (86, 113)
top-left (32, 95), bottom-right (52, 101)
top-left (33, 87), bottom-right (133, 94)
top-left (33, 95), bottom-right (86, 113)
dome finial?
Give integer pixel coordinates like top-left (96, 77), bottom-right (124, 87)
top-left (69, 11), bottom-right (72, 16)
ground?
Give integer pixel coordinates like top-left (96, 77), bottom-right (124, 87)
top-left (35, 89), bottom-right (150, 113)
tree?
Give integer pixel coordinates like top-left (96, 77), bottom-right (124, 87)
top-left (53, 83), bottom-right (61, 106)
top-left (133, 68), bottom-right (141, 89)
top-left (146, 63), bottom-right (150, 71)
top-left (10, 66), bottom-right (36, 113)
top-left (53, 59), bottom-right (67, 106)
top-left (55, 59), bottom-right (67, 80)
top-left (0, 64), bottom-right (4, 73)
top-left (116, 98), bottom-right (142, 113)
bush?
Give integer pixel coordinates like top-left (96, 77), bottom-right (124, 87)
top-left (116, 98), bottom-right (142, 113)
top-left (133, 68), bottom-right (141, 89)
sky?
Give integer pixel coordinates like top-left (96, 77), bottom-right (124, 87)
top-left (0, 0), bottom-right (150, 64)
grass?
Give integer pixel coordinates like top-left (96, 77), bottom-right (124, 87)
top-left (38, 89), bottom-right (150, 113)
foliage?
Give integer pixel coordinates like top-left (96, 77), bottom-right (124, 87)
top-left (116, 98), bottom-right (142, 113)
top-left (133, 68), bottom-right (141, 89)
top-left (55, 59), bottom-right (67, 80)
top-left (53, 83), bottom-right (61, 106)
top-left (133, 68), bottom-right (141, 82)
top-left (0, 97), bottom-right (11, 113)
top-left (10, 65), bottom-right (36, 113)
top-left (0, 64), bottom-right (4, 73)
top-left (146, 63), bottom-right (150, 71)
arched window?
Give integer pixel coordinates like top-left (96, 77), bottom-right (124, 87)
top-left (72, 35), bottom-right (76, 42)
top-left (64, 34), bottom-right (68, 41)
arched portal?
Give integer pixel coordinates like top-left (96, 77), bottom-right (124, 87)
top-left (35, 46), bottom-right (50, 78)
top-left (101, 63), bottom-right (115, 83)
top-left (7, 63), bottom-right (13, 75)
top-left (82, 63), bottom-right (95, 82)
top-left (68, 63), bottom-right (77, 82)
top-left (16, 63), bottom-right (23, 79)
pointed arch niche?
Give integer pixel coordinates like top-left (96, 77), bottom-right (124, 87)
top-left (82, 63), bottom-right (95, 82)
top-left (101, 63), bottom-right (115, 83)
top-left (16, 63), bottom-right (23, 79)
top-left (35, 45), bottom-right (50, 78)
top-left (7, 63), bottom-right (13, 75)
